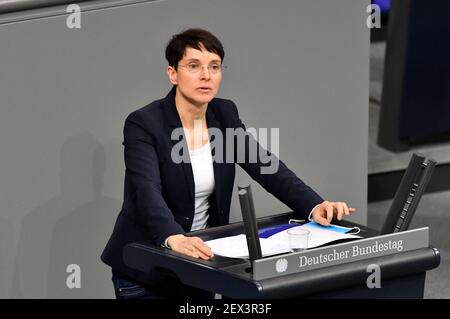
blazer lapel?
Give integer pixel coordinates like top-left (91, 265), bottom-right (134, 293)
top-left (206, 103), bottom-right (224, 212)
top-left (162, 88), bottom-right (195, 207)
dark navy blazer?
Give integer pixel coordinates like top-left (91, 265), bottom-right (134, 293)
top-left (101, 87), bottom-right (323, 285)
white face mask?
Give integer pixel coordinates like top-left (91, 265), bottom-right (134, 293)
top-left (290, 217), bottom-right (361, 235)
top-left (323, 223), bottom-right (361, 235)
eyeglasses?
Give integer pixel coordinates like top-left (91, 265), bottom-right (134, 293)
top-left (178, 62), bottom-right (226, 75)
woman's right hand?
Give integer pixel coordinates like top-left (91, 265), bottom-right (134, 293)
top-left (167, 234), bottom-right (214, 260)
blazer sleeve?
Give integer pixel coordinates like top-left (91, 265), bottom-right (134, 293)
top-left (228, 100), bottom-right (324, 218)
top-left (122, 111), bottom-right (185, 245)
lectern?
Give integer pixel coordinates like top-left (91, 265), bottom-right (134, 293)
top-left (124, 153), bottom-right (440, 298)
top-left (123, 212), bottom-right (440, 298)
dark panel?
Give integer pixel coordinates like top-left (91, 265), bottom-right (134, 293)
top-left (378, 0), bottom-right (450, 151)
top-left (399, 1), bottom-right (450, 142)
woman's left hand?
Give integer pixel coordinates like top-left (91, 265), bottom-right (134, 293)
top-left (311, 200), bottom-right (357, 226)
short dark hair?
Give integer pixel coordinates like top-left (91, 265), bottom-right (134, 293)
top-left (165, 28), bottom-right (224, 70)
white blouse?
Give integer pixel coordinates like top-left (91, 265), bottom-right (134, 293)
top-left (188, 142), bottom-right (215, 231)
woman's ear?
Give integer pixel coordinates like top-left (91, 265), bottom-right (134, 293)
top-left (167, 66), bottom-right (178, 86)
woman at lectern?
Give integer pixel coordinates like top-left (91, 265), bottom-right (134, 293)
top-left (101, 28), bottom-right (356, 299)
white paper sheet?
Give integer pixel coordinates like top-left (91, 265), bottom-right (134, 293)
top-left (205, 234), bottom-right (291, 258)
top-left (205, 224), bottom-right (362, 259)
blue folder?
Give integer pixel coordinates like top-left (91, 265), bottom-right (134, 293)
top-left (259, 221), bottom-right (354, 238)
top-left (258, 223), bottom-right (299, 238)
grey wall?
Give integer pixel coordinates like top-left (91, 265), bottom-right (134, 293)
top-left (0, 0), bottom-right (370, 298)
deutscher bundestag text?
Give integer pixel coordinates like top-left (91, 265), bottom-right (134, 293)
top-left (299, 240), bottom-right (404, 268)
